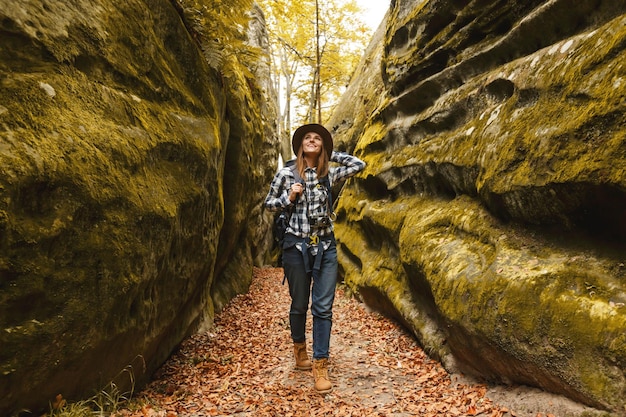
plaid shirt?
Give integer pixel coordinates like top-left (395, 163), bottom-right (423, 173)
top-left (264, 152), bottom-right (366, 238)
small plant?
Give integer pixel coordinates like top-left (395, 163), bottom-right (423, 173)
top-left (47, 357), bottom-right (144, 417)
top-left (48, 397), bottom-right (95, 417)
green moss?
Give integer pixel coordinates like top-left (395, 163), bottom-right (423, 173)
top-left (355, 121), bottom-right (387, 151)
top-left (328, 3), bottom-right (626, 412)
top-left (336, 182), bottom-right (626, 406)
top-left (370, 16), bottom-right (626, 207)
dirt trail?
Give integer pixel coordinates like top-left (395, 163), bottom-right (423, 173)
top-left (116, 267), bottom-right (606, 417)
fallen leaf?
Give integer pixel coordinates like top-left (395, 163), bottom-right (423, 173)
top-left (111, 267), bottom-right (553, 417)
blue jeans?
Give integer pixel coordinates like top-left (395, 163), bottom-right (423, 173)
top-left (282, 240), bottom-right (337, 360)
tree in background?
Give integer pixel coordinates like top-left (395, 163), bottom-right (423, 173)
top-left (175, 0), bottom-right (259, 74)
top-left (258, 0), bottom-right (371, 162)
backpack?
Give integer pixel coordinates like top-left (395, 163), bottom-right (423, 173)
top-left (273, 161), bottom-right (332, 266)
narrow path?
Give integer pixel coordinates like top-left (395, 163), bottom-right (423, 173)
top-left (115, 267), bottom-right (594, 417)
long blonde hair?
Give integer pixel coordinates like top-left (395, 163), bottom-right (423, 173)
top-left (295, 142), bottom-right (329, 179)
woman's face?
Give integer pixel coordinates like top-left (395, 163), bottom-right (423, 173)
top-left (301, 132), bottom-right (323, 156)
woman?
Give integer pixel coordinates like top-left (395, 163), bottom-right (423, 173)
top-left (264, 123), bottom-right (366, 394)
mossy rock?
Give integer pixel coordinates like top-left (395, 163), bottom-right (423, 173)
top-left (333, 1), bottom-right (626, 413)
top-left (0, 0), bottom-right (277, 414)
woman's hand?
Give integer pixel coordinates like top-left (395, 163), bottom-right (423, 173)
top-left (289, 183), bottom-right (304, 202)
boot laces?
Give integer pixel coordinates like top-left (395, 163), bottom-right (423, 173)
top-left (314, 359), bottom-right (329, 379)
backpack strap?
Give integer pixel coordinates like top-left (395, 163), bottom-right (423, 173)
top-left (309, 163), bottom-right (333, 217)
top-left (286, 159), bottom-right (303, 184)
top-left (286, 159), bottom-right (332, 215)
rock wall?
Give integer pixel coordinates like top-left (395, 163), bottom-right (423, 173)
top-left (331, 0), bottom-right (626, 413)
top-left (0, 0), bottom-right (277, 414)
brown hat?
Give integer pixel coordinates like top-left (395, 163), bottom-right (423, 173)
top-left (292, 123), bottom-right (333, 159)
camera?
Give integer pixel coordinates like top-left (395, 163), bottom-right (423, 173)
top-left (310, 215), bottom-right (331, 228)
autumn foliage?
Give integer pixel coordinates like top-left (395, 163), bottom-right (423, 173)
top-left (114, 267), bottom-right (526, 416)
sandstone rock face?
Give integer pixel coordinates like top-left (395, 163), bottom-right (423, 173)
top-left (331, 0), bottom-right (626, 413)
top-left (0, 0), bottom-right (277, 414)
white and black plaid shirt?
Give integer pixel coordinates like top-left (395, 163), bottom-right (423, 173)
top-left (264, 152), bottom-right (366, 238)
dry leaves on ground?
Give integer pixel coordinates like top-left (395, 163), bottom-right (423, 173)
top-left (114, 267), bottom-right (523, 417)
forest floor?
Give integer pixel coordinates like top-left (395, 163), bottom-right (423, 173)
top-left (114, 267), bottom-right (609, 417)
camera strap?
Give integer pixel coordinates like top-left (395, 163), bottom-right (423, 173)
top-left (286, 159), bottom-right (333, 238)
top-left (305, 175), bottom-right (333, 238)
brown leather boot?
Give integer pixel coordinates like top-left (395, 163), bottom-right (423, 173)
top-left (293, 342), bottom-right (312, 370)
top-left (312, 358), bottom-right (332, 394)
